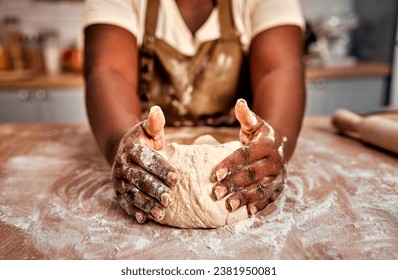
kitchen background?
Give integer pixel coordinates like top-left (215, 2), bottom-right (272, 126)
top-left (0, 0), bottom-right (397, 123)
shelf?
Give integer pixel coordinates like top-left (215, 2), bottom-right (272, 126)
top-left (305, 61), bottom-right (391, 80)
top-left (0, 72), bottom-right (83, 89)
top-left (0, 61), bottom-right (392, 90)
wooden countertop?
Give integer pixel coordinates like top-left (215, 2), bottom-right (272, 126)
top-left (305, 61), bottom-right (392, 80)
top-left (0, 72), bottom-right (83, 89)
top-left (0, 61), bottom-right (391, 90)
top-left (0, 117), bottom-right (397, 260)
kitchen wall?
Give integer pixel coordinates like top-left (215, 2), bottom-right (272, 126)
top-left (353, 0), bottom-right (397, 63)
top-left (0, 0), bottom-right (392, 54)
top-left (0, 0), bottom-right (84, 48)
top-left (300, 0), bottom-right (354, 19)
top-left (300, 0), bottom-right (397, 63)
top-left (0, 0), bottom-right (356, 44)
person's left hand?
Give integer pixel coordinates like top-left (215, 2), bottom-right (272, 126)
top-left (212, 99), bottom-right (286, 216)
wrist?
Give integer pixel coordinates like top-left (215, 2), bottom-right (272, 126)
top-left (105, 120), bottom-right (142, 166)
top-left (104, 131), bottom-right (126, 166)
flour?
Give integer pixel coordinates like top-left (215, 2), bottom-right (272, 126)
top-left (133, 237), bottom-right (151, 250)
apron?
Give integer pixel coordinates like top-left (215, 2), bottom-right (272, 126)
top-left (139, 0), bottom-right (250, 126)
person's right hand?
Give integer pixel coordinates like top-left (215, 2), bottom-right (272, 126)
top-left (111, 106), bottom-right (180, 223)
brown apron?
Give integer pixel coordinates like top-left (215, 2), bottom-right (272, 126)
top-left (139, 0), bottom-right (249, 126)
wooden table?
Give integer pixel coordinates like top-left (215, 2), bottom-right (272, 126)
top-left (0, 118), bottom-right (397, 260)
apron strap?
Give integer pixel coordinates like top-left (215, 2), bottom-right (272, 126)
top-left (144, 0), bottom-right (159, 37)
top-left (218, 0), bottom-right (237, 39)
top-left (142, 0), bottom-right (159, 53)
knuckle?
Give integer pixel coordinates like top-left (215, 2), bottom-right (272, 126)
top-left (144, 202), bottom-right (155, 213)
top-left (135, 171), bottom-right (156, 189)
top-left (122, 135), bottom-right (135, 148)
top-left (266, 153), bottom-right (284, 171)
top-left (130, 143), bottom-right (143, 159)
top-left (112, 177), bottom-right (125, 194)
top-left (236, 189), bottom-right (250, 203)
top-left (222, 178), bottom-right (238, 193)
top-left (257, 183), bottom-right (268, 198)
top-left (115, 188), bottom-right (122, 198)
top-left (125, 187), bottom-right (139, 202)
top-left (246, 167), bottom-right (257, 183)
top-left (111, 161), bottom-right (123, 177)
top-left (118, 151), bottom-right (131, 168)
top-left (119, 197), bottom-right (130, 211)
top-left (153, 184), bottom-right (168, 198)
top-left (238, 147), bottom-right (252, 164)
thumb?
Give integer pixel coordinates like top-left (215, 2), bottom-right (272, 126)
top-left (143, 106), bottom-right (165, 150)
top-left (235, 99), bottom-right (258, 133)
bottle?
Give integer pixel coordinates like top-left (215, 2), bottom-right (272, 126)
top-left (0, 37), bottom-right (9, 71)
top-left (22, 34), bottom-right (44, 73)
top-left (42, 30), bottom-right (61, 75)
top-left (3, 16), bottom-right (24, 71)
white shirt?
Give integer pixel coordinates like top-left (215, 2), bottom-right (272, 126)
top-left (83, 0), bottom-right (305, 56)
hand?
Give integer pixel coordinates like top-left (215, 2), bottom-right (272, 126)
top-left (212, 99), bottom-right (286, 216)
top-left (111, 106), bottom-right (180, 223)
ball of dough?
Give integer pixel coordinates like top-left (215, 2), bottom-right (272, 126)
top-left (157, 135), bottom-right (248, 228)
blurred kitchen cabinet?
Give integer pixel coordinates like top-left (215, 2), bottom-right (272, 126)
top-left (305, 77), bottom-right (386, 115)
top-left (0, 90), bottom-right (44, 122)
top-left (0, 88), bottom-right (87, 123)
top-left (44, 89), bottom-right (87, 123)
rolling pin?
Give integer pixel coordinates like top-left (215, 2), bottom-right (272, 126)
top-left (331, 109), bottom-right (398, 154)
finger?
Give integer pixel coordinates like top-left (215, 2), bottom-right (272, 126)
top-left (247, 196), bottom-right (271, 217)
top-left (224, 181), bottom-right (274, 212)
top-left (235, 99), bottom-right (258, 132)
top-left (117, 161), bottom-right (175, 207)
top-left (247, 184), bottom-right (284, 216)
top-left (143, 106), bottom-right (165, 150)
top-left (235, 99), bottom-right (277, 147)
top-left (117, 194), bottom-right (147, 223)
top-left (214, 135), bottom-right (272, 181)
top-left (121, 143), bottom-right (180, 186)
top-left (212, 158), bottom-right (281, 200)
top-left (124, 184), bottom-right (166, 221)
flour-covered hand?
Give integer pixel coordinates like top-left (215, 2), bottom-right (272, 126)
top-left (111, 106), bottom-right (179, 223)
top-left (212, 99), bottom-right (286, 215)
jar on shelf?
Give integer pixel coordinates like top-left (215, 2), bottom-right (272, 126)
top-left (41, 30), bottom-right (61, 75)
top-left (3, 16), bottom-right (24, 71)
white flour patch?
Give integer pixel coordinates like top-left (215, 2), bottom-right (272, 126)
top-left (133, 237), bottom-right (150, 250)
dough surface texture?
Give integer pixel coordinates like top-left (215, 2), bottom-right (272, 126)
top-left (158, 135), bottom-right (248, 228)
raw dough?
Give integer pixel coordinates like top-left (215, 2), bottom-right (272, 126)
top-left (157, 135), bottom-right (248, 228)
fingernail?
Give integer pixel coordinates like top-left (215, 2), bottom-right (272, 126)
top-left (237, 99), bottom-right (247, 106)
top-left (213, 185), bottom-right (227, 200)
top-left (167, 172), bottom-right (180, 185)
top-left (150, 105), bottom-right (161, 114)
top-left (228, 199), bottom-right (240, 212)
top-left (248, 205), bottom-right (257, 216)
top-left (151, 206), bottom-right (165, 221)
top-left (216, 168), bottom-right (228, 181)
top-left (135, 212), bottom-right (146, 223)
top-left (160, 192), bottom-right (174, 207)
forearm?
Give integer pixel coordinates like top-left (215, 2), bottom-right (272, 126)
top-left (85, 67), bottom-right (141, 165)
top-left (252, 66), bottom-right (306, 161)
